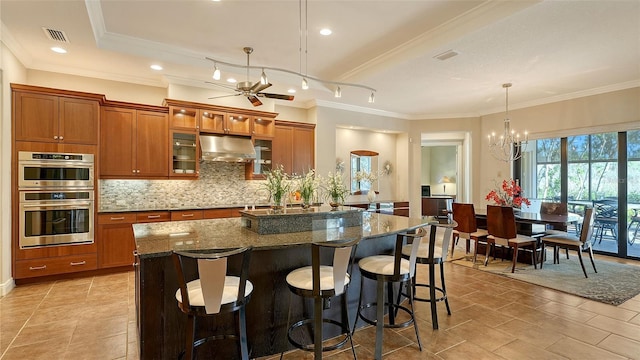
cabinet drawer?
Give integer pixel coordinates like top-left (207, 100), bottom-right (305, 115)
top-left (136, 211), bottom-right (171, 223)
top-left (171, 210), bottom-right (204, 221)
top-left (202, 208), bottom-right (233, 219)
top-left (15, 254), bottom-right (97, 279)
top-left (98, 213), bottom-right (137, 224)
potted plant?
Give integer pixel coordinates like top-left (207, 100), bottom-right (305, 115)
top-left (296, 169), bottom-right (318, 210)
top-left (263, 165), bottom-right (291, 212)
top-left (321, 172), bottom-right (350, 210)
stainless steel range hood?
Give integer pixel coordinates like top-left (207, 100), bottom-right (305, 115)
top-left (200, 135), bottom-right (256, 162)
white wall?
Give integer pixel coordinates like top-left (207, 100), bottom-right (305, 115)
top-left (315, 106), bottom-right (410, 204)
top-left (1, 43), bottom-right (27, 296)
top-left (28, 69), bottom-right (166, 106)
top-left (479, 87), bottom-right (640, 208)
top-left (335, 128), bottom-right (397, 202)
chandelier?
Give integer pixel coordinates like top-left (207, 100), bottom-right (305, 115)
top-left (205, 0), bottom-right (376, 103)
top-left (488, 83), bottom-right (528, 162)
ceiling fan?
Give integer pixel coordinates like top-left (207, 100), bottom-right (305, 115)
top-left (207, 47), bottom-right (294, 107)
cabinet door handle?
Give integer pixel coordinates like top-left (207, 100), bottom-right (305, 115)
top-left (110, 216), bottom-right (126, 221)
top-left (147, 215), bottom-right (161, 219)
top-left (29, 265), bottom-right (47, 271)
top-left (70, 261), bottom-right (86, 266)
top-left (59, 136), bottom-right (64, 140)
top-left (132, 169), bottom-right (136, 173)
top-left (53, 136), bottom-right (58, 140)
top-left (182, 214), bottom-right (194, 217)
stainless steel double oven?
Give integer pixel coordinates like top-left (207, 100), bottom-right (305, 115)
top-left (18, 151), bottom-right (95, 248)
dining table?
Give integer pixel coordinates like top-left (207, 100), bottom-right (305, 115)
top-left (471, 207), bottom-right (582, 266)
top-left (474, 208), bottom-right (582, 236)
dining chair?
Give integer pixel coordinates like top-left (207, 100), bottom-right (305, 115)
top-left (629, 208), bottom-right (640, 245)
top-left (282, 238), bottom-right (360, 359)
top-left (593, 199), bottom-right (618, 245)
top-left (541, 207), bottom-right (597, 278)
top-left (172, 246), bottom-right (253, 360)
top-left (451, 203), bottom-right (490, 265)
top-left (486, 205), bottom-right (539, 273)
top-left (540, 201), bottom-right (569, 233)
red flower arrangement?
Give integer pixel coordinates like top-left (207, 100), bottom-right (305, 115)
top-left (485, 179), bottom-right (531, 208)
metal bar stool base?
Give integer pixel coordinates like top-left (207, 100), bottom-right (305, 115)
top-left (357, 302), bottom-right (416, 329)
top-left (286, 318), bottom-right (352, 353)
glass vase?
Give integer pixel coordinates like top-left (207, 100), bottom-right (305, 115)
top-left (329, 196), bottom-right (341, 210)
top-left (270, 197), bottom-right (284, 213)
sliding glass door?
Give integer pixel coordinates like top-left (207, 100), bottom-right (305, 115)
top-left (519, 130), bottom-right (638, 259)
top-left (627, 130), bottom-right (640, 257)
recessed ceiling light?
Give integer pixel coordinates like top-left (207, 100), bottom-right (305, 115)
top-left (320, 28), bottom-right (332, 36)
top-left (50, 47), bottom-right (67, 54)
top-left (287, 89), bottom-right (296, 94)
top-left (150, 64), bottom-right (163, 71)
top-left (227, 78), bottom-right (237, 83)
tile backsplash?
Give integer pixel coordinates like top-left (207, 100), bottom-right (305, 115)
top-left (99, 162), bottom-right (269, 210)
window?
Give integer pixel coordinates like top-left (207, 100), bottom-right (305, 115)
top-left (535, 138), bottom-right (561, 200)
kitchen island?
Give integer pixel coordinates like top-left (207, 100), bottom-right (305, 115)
top-left (133, 207), bottom-right (433, 359)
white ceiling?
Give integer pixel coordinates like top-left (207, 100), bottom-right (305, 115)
top-left (2, 0), bottom-right (639, 119)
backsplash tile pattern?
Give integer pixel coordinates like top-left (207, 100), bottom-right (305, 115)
top-left (99, 162), bottom-right (269, 210)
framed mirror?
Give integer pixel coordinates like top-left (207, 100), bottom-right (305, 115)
top-left (350, 150), bottom-right (379, 194)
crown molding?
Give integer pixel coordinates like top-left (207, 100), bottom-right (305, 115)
top-left (1, 22), bottom-right (32, 67)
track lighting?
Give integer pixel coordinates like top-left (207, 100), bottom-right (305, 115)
top-left (212, 64), bottom-right (221, 80)
top-left (368, 91), bottom-right (375, 103)
top-left (260, 68), bottom-right (268, 85)
top-left (334, 86), bottom-right (342, 98)
top-left (301, 78), bottom-right (309, 90)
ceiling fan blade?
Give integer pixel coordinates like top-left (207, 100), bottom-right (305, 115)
top-left (258, 93), bottom-right (295, 101)
top-left (247, 95), bottom-right (263, 106)
top-left (205, 81), bottom-right (237, 91)
top-left (208, 94), bottom-right (241, 100)
top-left (249, 81), bottom-right (272, 93)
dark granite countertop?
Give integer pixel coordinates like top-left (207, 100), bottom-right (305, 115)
top-left (98, 203), bottom-right (271, 213)
top-left (133, 212), bottom-right (436, 258)
top-left (99, 200), bottom-right (408, 213)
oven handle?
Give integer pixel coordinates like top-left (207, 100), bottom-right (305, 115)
top-left (22, 202), bottom-right (93, 208)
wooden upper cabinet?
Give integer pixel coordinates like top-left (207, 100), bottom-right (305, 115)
top-left (272, 121), bottom-right (315, 176)
top-left (168, 106), bottom-right (198, 130)
top-left (226, 113), bottom-right (252, 136)
top-left (273, 125), bottom-right (294, 173)
top-left (253, 116), bottom-right (275, 137)
top-left (136, 111), bottom-right (169, 177)
top-left (100, 107), bottom-right (168, 178)
top-left (100, 107), bottom-right (136, 177)
top-left (199, 109), bottom-right (226, 134)
top-left (292, 125), bottom-right (315, 175)
top-left (14, 91), bottom-right (99, 144)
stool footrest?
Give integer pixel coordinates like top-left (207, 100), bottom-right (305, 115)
top-left (357, 302), bottom-right (415, 329)
top-left (287, 318), bottom-right (351, 353)
top-left (409, 283), bottom-right (447, 303)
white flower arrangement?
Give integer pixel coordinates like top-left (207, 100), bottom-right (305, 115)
top-left (355, 170), bottom-right (378, 184)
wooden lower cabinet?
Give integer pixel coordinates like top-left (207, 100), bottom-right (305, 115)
top-left (98, 212), bottom-right (169, 269)
top-left (14, 254), bottom-right (97, 279)
top-left (98, 213), bottom-right (137, 269)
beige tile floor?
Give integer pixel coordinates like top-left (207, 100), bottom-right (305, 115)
top-left (2, 250), bottom-right (640, 360)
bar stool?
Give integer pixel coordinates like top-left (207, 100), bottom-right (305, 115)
top-left (282, 238), bottom-right (360, 359)
top-left (172, 247), bottom-right (253, 360)
top-left (451, 203), bottom-right (489, 265)
top-left (355, 227), bottom-right (426, 360)
top-left (400, 223), bottom-right (454, 330)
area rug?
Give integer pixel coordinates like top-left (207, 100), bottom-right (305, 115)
top-left (452, 253), bottom-right (640, 306)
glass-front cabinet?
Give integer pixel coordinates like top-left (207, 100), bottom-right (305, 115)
top-left (170, 131), bottom-right (199, 177)
top-left (246, 138), bottom-right (272, 179)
